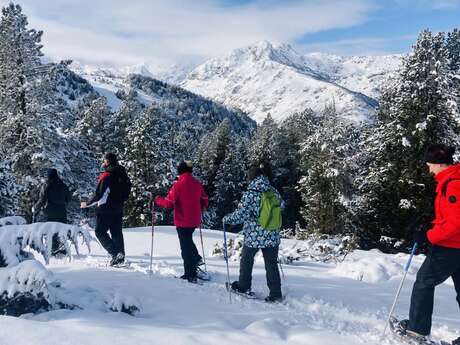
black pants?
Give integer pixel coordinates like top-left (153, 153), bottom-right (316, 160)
top-left (95, 212), bottom-right (124, 257)
top-left (176, 227), bottom-right (201, 278)
top-left (409, 246), bottom-right (460, 335)
top-left (239, 245), bottom-right (282, 298)
top-left (46, 217), bottom-right (68, 254)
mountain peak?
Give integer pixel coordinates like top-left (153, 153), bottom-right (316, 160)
top-left (181, 41), bottom-right (401, 123)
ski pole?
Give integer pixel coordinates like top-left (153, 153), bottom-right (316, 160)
top-left (222, 220), bottom-right (232, 303)
top-left (148, 200), bottom-right (156, 276)
top-left (199, 220), bottom-right (207, 272)
top-left (381, 242), bottom-right (418, 338)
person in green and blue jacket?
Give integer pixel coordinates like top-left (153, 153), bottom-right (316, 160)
top-left (223, 165), bottom-right (284, 302)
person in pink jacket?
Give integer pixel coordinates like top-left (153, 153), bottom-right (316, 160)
top-left (155, 161), bottom-right (208, 283)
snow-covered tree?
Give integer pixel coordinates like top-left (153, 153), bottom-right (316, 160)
top-left (278, 109), bottom-right (318, 229)
top-left (195, 119), bottom-right (232, 197)
top-left (0, 3), bottom-right (43, 120)
top-left (121, 108), bottom-right (173, 226)
top-left (209, 137), bottom-right (249, 227)
top-left (298, 106), bottom-right (360, 236)
top-left (107, 89), bottom-right (143, 154)
top-left (357, 29), bottom-right (460, 246)
top-left (76, 96), bottom-right (113, 157)
top-left (0, 5), bottom-right (95, 217)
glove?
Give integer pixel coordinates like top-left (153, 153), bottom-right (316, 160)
top-left (413, 223), bottom-right (431, 245)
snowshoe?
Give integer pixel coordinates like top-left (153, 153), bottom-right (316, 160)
top-left (389, 317), bottom-right (439, 345)
top-left (264, 295), bottom-right (284, 303)
top-left (110, 253), bottom-right (125, 266)
top-left (226, 281), bottom-right (258, 299)
top-left (196, 267), bottom-right (211, 281)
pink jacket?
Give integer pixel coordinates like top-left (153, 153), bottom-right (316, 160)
top-left (155, 173), bottom-right (208, 228)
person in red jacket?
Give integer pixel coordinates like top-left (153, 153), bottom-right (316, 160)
top-left (155, 161), bottom-right (208, 283)
top-left (396, 144), bottom-right (460, 344)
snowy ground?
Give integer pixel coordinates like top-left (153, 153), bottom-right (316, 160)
top-left (1, 226), bottom-right (459, 345)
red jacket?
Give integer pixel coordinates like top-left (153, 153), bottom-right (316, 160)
top-left (155, 173), bottom-right (208, 228)
top-left (427, 163), bottom-right (460, 248)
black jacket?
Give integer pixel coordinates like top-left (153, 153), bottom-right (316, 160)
top-left (35, 177), bottom-right (71, 222)
top-left (89, 164), bottom-right (128, 214)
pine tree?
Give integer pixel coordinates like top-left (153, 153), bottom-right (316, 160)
top-left (248, 114), bottom-right (278, 172)
top-left (210, 137), bottom-right (249, 227)
top-left (0, 4), bottom-right (93, 217)
top-left (278, 109), bottom-right (318, 229)
top-left (447, 28), bottom-right (460, 115)
top-left (76, 96), bottom-right (113, 157)
top-left (0, 3), bottom-right (43, 120)
top-left (195, 119), bottom-right (232, 197)
top-left (107, 90), bottom-right (143, 154)
top-left (298, 106), bottom-right (359, 236)
top-left (357, 29), bottom-right (460, 247)
top-left (122, 107), bottom-right (172, 226)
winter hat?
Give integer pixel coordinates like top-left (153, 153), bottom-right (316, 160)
top-left (47, 168), bottom-right (58, 180)
top-left (247, 163), bottom-right (273, 181)
top-left (177, 160), bottom-right (193, 175)
top-left (247, 166), bottom-right (264, 181)
top-left (104, 152), bottom-right (118, 166)
top-left (424, 144), bottom-right (455, 164)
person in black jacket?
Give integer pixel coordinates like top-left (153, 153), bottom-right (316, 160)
top-left (81, 153), bottom-right (131, 266)
top-left (34, 168), bottom-right (72, 255)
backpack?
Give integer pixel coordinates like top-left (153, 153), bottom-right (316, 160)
top-left (258, 190), bottom-right (282, 231)
top-left (111, 165), bottom-right (132, 203)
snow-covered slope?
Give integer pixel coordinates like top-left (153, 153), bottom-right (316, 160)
top-left (1, 226), bottom-right (458, 345)
top-left (303, 53), bottom-right (401, 100)
top-left (180, 41), bottom-right (401, 123)
top-left (71, 60), bottom-right (198, 88)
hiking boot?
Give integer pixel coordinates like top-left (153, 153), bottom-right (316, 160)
top-left (187, 277), bottom-right (198, 284)
top-left (265, 295), bottom-right (283, 303)
top-left (110, 253), bottom-right (125, 266)
top-left (196, 257), bottom-right (204, 267)
top-left (230, 281), bottom-right (250, 293)
top-left (394, 319), bottom-right (429, 343)
top-left (230, 281), bottom-right (240, 292)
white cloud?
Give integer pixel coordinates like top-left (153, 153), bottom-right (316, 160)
top-left (0, 0), bottom-right (377, 66)
top-left (389, 0), bottom-right (460, 9)
top-left (300, 35), bottom-right (417, 56)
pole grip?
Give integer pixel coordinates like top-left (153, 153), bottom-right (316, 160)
top-left (404, 242), bottom-right (418, 272)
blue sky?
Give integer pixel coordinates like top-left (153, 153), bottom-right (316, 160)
top-left (1, 0), bottom-right (458, 66)
top-left (298, 0), bottom-right (460, 55)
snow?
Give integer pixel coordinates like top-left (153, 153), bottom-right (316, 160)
top-left (180, 41), bottom-right (401, 123)
top-left (0, 260), bottom-right (53, 298)
top-left (91, 83), bottom-right (122, 111)
top-left (0, 216), bottom-right (26, 227)
top-left (0, 222), bottom-right (92, 266)
top-left (70, 42), bottom-right (401, 124)
top-left (330, 249), bottom-right (411, 284)
top-left (1, 225), bottom-right (458, 345)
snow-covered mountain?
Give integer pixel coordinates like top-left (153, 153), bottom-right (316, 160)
top-left (70, 60), bottom-right (198, 88)
top-left (180, 41), bottom-right (402, 123)
top-left (70, 41), bottom-right (401, 124)
top-left (302, 53), bottom-right (402, 100)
